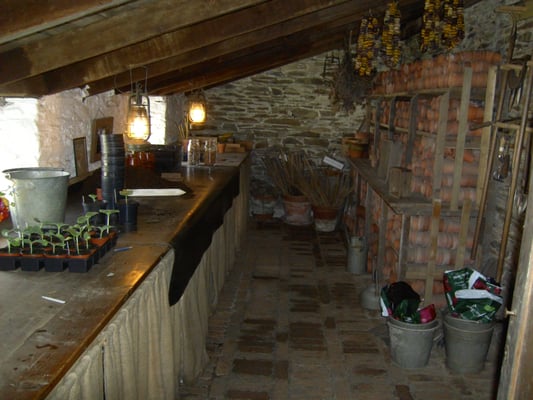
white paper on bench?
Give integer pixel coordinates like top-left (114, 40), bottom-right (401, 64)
top-left (128, 188), bottom-right (186, 197)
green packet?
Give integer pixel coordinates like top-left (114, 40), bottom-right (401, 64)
top-left (443, 268), bottom-right (502, 322)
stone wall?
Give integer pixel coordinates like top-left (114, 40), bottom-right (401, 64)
top-left (206, 57), bottom-right (366, 151)
top-left (202, 55), bottom-right (366, 186)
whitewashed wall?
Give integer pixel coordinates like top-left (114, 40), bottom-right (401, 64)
top-left (37, 89), bottom-right (127, 177)
top-left (0, 89), bottom-right (170, 192)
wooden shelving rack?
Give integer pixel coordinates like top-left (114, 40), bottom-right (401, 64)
top-left (350, 65), bottom-right (493, 305)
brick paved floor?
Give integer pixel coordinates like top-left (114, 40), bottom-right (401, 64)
top-left (178, 222), bottom-right (502, 400)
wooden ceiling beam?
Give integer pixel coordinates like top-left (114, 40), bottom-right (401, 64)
top-left (0, 0), bottom-right (379, 96)
top-left (0, 1), bottom-right (485, 97)
top-left (146, 31), bottom-right (346, 95)
top-left (0, 0), bottom-right (268, 85)
top-left (87, 1), bottom-right (373, 96)
top-left (57, 0), bottom-right (361, 87)
top-left (0, 0), bottom-right (131, 44)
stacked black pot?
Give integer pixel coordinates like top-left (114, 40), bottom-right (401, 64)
top-left (100, 134), bottom-right (125, 209)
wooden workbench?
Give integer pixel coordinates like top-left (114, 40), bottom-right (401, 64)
top-left (0, 154), bottom-right (249, 400)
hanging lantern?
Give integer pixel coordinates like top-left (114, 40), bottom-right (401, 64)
top-left (126, 82), bottom-right (151, 142)
top-left (188, 91), bottom-right (207, 124)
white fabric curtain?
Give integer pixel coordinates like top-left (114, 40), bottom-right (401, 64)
top-left (46, 341), bottom-right (104, 400)
top-left (171, 219), bottom-right (232, 385)
top-left (103, 251), bottom-right (175, 400)
top-left (47, 250), bottom-right (176, 400)
top-left (46, 181), bottom-right (247, 399)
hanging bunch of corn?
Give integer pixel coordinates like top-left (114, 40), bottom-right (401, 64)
top-left (420, 0), bottom-right (442, 52)
top-left (381, 0), bottom-right (402, 68)
top-left (355, 14), bottom-right (380, 77)
top-left (442, 0), bottom-right (465, 49)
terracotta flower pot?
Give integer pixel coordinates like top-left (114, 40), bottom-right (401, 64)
top-left (312, 205), bottom-right (339, 232)
top-left (282, 195), bottom-right (312, 226)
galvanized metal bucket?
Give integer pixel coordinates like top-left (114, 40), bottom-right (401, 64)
top-left (4, 168), bottom-right (70, 230)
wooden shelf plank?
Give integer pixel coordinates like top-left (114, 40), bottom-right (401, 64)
top-left (369, 86), bottom-right (487, 101)
top-left (349, 159), bottom-right (478, 217)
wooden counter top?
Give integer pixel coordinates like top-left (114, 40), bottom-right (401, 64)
top-left (0, 155), bottom-right (247, 400)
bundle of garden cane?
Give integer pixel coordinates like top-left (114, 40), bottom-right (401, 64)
top-left (294, 158), bottom-right (352, 209)
top-left (262, 150), bottom-right (309, 197)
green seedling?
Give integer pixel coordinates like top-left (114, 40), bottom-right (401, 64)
top-left (21, 225), bottom-right (48, 254)
top-left (22, 225), bottom-right (44, 252)
top-left (82, 231), bottom-right (92, 250)
top-left (119, 189), bottom-right (132, 205)
top-left (29, 238), bottom-right (49, 254)
top-left (47, 232), bottom-right (71, 254)
top-left (77, 212), bottom-right (98, 232)
top-left (65, 225), bottom-right (83, 254)
top-left (43, 222), bottom-right (69, 235)
top-left (98, 209), bottom-right (119, 237)
top-left (1, 228), bottom-right (22, 253)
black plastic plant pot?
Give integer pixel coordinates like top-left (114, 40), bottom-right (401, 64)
top-left (90, 236), bottom-right (110, 259)
top-left (118, 200), bottom-right (139, 232)
top-left (109, 231), bottom-right (118, 247)
top-left (0, 252), bottom-right (20, 271)
top-left (43, 251), bottom-right (68, 272)
top-left (91, 246), bottom-right (101, 265)
top-left (19, 254), bottom-right (44, 271)
top-left (68, 250), bottom-right (96, 273)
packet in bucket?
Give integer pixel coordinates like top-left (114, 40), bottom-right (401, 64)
top-left (443, 267), bottom-right (503, 323)
top-left (380, 281), bottom-right (436, 324)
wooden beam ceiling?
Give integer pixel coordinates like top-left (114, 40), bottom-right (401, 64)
top-left (90, 0), bottom-right (374, 96)
top-left (0, 0), bottom-right (132, 44)
top-left (0, 0), bottom-right (482, 98)
top-left (0, 0), bottom-right (268, 85)
top-left (146, 29), bottom-right (348, 95)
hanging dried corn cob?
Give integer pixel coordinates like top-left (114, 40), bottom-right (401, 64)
top-left (421, 0), bottom-right (442, 52)
top-left (442, 0), bottom-right (465, 49)
top-left (381, 0), bottom-right (402, 68)
top-left (355, 13), bottom-right (380, 77)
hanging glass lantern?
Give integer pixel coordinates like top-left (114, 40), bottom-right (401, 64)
top-left (188, 91), bottom-right (207, 124)
top-left (126, 82), bottom-right (151, 142)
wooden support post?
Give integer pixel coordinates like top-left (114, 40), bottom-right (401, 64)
top-left (398, 214), bottom-right (409, 281)
top-left (405, 94), bottom-right (418, 167)
top-left (456, 198), bottom-right (472, 268)
top-left (377, 197), bottom-right (388, 293)
top-left (476, 66), bottom-right (498, 206)
top-left (425, 199), bottom-right (441, 305)
top-left (432, 92), bottom-right (449, 200)
top-left (451, 67), bottom-right (472, 210)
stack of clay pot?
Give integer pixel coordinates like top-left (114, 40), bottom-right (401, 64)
top-left (373, 50), bottom-right (502, 94)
